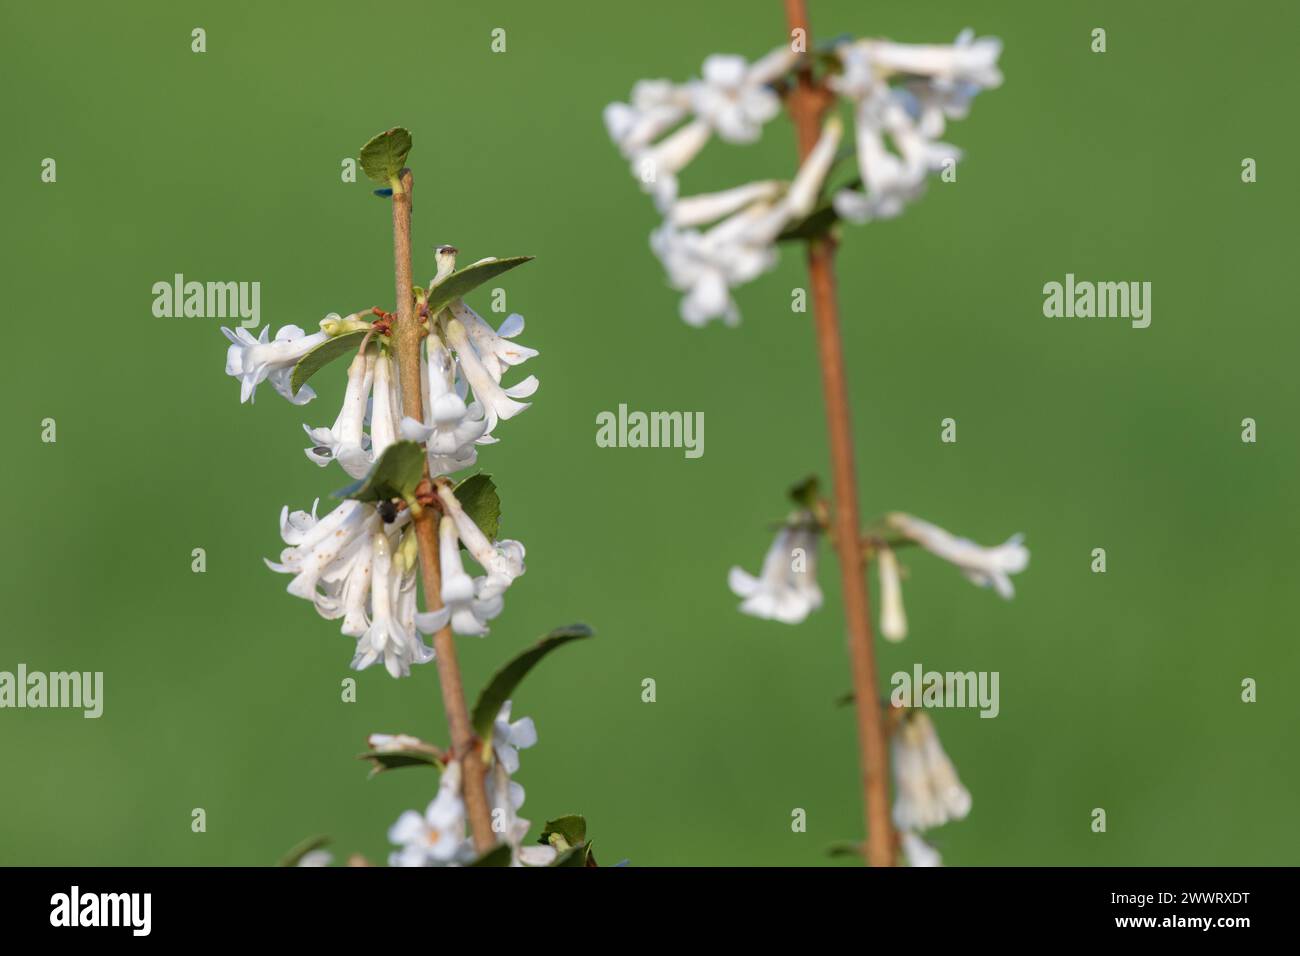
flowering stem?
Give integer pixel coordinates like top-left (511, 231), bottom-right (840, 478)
top-left (389, 169), bottom-right (496, 853)
top-left (783, 0), bottom-right (895, 867)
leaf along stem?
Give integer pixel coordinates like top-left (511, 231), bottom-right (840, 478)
top-left (783, 0), bottom-right (895, 867)
top-left (389, 168), bottom-right (496, 853)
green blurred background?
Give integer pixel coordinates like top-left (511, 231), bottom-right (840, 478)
top-left (2, 0), bottom-right (1297, 866)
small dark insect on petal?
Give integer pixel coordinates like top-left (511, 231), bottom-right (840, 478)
top-left (378, 500), bottom-right (398, 523)
top-left (312, 446), bottom-right (333, 457)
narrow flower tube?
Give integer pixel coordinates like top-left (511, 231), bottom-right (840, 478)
top-left (369, 350), bottom-right (402, 461)
top-left (887, 512), bottom-right (1028, 599)
top-left (436, 483), bottom-right (527, 587)
top-left (670, 180), bottom-right (784, 229)
top-left (303, 348), bottom-right (375, 477)
top-left (448, 301), bottom-right (538, 383)
top-left (877, 544), bottom-right (908, 642)
top-left (444, 317), bottom-right (535, 437)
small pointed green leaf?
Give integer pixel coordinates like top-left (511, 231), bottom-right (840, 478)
top-left (359, 127), bottom-right (412, 186)
top-left (471, 624), bottom-right (595, 738)
top-left (777, 202), bottom-right (840, 243)
top-left (469, 844), bottom-right (514, 867)
top-left (278, 834), bottom-right (331, 867)
top-left (358, 738), bottom-right (446, 778)
top-left (290, 329), bottom-right (370, 394)
top-left (826, 841), bottom-right (865, 859)
top-left (540, 815), bottom-right (587, 848)
top-left (551, 842), bottom-right (595, 867)
top-left (333, 440), bottom-right (425, 503)
top-left (452, 472), bottom-right (500, 543)
top-left (788, 475), bottom-right (820, 509)
top-left (427, 256), bottom-right (533, 314)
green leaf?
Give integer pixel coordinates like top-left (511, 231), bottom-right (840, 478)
top-left (469, 844), bottom-right (514, 867)
top-left (826, 841), bottom-right (864, 859)
top-left (427, 256), bottom-right (533, 314)
top-left (452, 473), bottom-right (500, 543)
top-left (290, 329), bottom-right (370, 394)
top-left (777, 201), bottom-right (840, 243)
top-left (357, 739), bottom-right (446, 778)
top-left (333, 440), bottom-right (425, 504)
top-left (540, 815), bottom-right (587, 848)
top-left (788, 475), bottom-right (820, 509)
top-left (471, 624), bottom-right (595, 739)
top-left (359, 127), bottom-right (412, 186)
top-left (277, 834), bottom-right (331, 867)
top-left (551, 842), bottom-right (594, 867)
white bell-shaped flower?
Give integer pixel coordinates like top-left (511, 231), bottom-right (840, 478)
top-left (444, 315), bottom-right (537, 439)
top-left (891, 711), bottom-right (971, 832)
top-left (387, 761), bottom-right (473, 867)
top-left (349, 529), bottom-right (435, 678)
top-left (728, 510), bottom-right (823, 624)
top-left (436, 483), bottom-right (526, 588)
top-left (222, 323), bottom-right (328, 404)
top-left (303, 348), bottom-right (375, 478)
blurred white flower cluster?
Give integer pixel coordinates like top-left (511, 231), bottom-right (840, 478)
top-left (891, 710), bottom-right (970, 867)
top-left (730, 510), bottom-right (1028, 637)
top-left (603, 31), bottom-right (1001, 327)
top-left (387, 701), bottom-right (557, 867)
top-left (220, 247), bottom-right (537, 677)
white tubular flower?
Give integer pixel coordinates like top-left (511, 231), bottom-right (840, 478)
top-left (631, 118), bottom-right (711, 211)
top-left (689, 46), bottom-right (797, 144)
top-left (436, 483), bottom-right (527, 588)
top-left (650, 220), bottom-right (772, 327)
top-left (447, 301), bottom-right (538, 383)
top-left (670, 180), bottom-right (784, 229)
top-left (350, 529), bottom-right (435, 678)
top-left (414, 516), bottom-right (505, 637)
top-left (891, 711), bottom-right (971, 832)
top-left (877, 544), bottom-right (908, 642)
top-left (887, 513), bottom-right (1029, 599)
top-left (303, 348), bottom-right (375, 478)
top-left (868, 29), bottom-right (1003, 91)
top-left (368, 350), bottom-right (403, 461)
top-left (728, 511), bottom-right (823, 625)
top-left (780, 114), bottom-right (843, 221)
top-left (652, 118), bottom-right (840, 327)
top-left (444, 316), bottom-right (536, 437)
top-left (266, 499), bottom-right (377, 615)
top-left (833, 89), bottom-right (934, 224)
top-left (222, 323), bottom-right (328, 405)
top-left (399, 337), bottom-right (487, 476)
top-left (604, 78), bottom-right (692, 158)
top-left (902, 831), bottom-right (942, 867)
top-left (388, 761), bottom-right (472, 867)
top-left (830, 31), bottom-right (1000, 224)
top-left (296, 849), bottom-right (333, 867)
top-left (492, 700), bottom-right (538, 775)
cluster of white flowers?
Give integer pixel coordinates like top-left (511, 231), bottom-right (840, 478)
top-left (387, 701), bottom-right (557, 867)
top-left (891, 710), bottom-right (970, 867)
top-left (220, 248), bottom-right (538, 677)
top-left (827, 30), bottom-right (1002, 224)
top-left (730, 509), bottom-right (1027, 635)
top-left (605, 31), bottom-right (1001, 327)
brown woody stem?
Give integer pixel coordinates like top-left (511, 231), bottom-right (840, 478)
top-left (782, 0), bottom-right (895, 866)
top-left (389, 168), bottom-right (496, 853)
